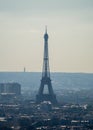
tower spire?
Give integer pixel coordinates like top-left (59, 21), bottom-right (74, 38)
top-left (45, 25), bottom-right (47, 34)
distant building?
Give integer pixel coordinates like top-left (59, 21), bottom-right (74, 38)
top-left (24, 67), bottom-right (26, 72)
top-left (0, 82), bottom-right (21, 95)
top-left (0, 83), bottom-right (4, 93)
top-left (40, 101), bottom-right (52, 111)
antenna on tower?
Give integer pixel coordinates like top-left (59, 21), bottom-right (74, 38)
top-left (45, 25), bottom-right (47, 33)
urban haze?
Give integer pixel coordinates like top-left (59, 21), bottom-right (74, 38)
top-left (0, 0), bottom-right (93, 130)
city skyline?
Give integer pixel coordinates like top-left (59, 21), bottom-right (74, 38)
top-left (0, 0), bottom-right (93, 73)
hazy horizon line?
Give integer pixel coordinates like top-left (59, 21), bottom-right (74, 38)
top-left (0, 71), bottom-right (93, 74)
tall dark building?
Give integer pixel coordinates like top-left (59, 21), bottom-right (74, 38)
top-left (0, 82), bottom-right (21, 95)
top-left (36, 28), bottom-right (57, 104)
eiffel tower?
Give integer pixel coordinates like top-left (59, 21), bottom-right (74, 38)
top-left (36, 28), bottom-right (57, 104)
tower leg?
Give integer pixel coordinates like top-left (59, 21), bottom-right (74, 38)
top-left (36, 78), bottom-right (57, 104)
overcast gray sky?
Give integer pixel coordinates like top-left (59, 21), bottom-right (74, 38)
top-left (0, 0), bottom-right (93, 72)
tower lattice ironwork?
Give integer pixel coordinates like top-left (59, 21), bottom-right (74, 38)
top-left (36, 28), bottom-right (57, 104)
